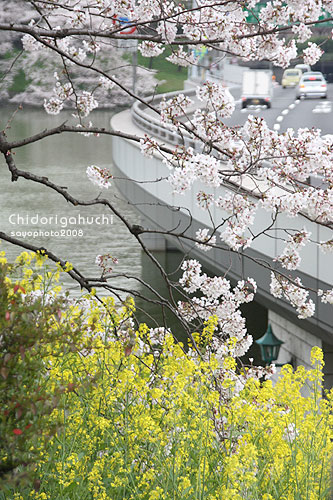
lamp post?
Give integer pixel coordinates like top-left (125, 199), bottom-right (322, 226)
top-left (255, 323), bottom-right (295, 367)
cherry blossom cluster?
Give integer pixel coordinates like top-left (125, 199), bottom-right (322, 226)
top-left (276, 229), bottom-right (311, 271)
top-left (196, 191), bottom-right (215, 210)
top-left (190, 109), bottom-right (231, 143)
top-left (156, 20), bottom-right (178, 43)
top-left (44, 97), bottom-right (65, 115)
top-left (318, 288), bottom-right (333, 305)
top-left (320, 239), bottom-right (333, 254)
top-left (283, 423), bottom-right (299, 443)
top-left (169, 153), bottom-right (222, 193)
top-left (86, 165), bottom-right (112, 189)
top-left (139, 135), bottom-right (161, 158)
top-left (216, 193), bottom-right (257, 251)
top-left (195, 228), bottom-right (216, 252)
top-left (214, 364), bottom-right (277, 409)
top-left (148, 327), bottom-right (170, 345)
top-left (53, 73), bottom-right (73, 100)
top-left (166, 47), bottom-right (198, 67)
top-left (303, 42), bottom-right (324, 66)
top-left (76, 91), bottom-right (99, 117)
top-left (291, 23), bottom-right (313, 43)
top-left (178, 259), bottom-right (257, 360)
top-left (196, 82), bottom-right (235, 118)
top-left (270, 273), bottom-right (315, 319)
top-left (83, 39), bottom-right (101, 54)
top-left (138, 41), bottom-right (164, 58)
top-left (44, 73), bottom-right (98, 117)
top-left (159, 94), bottom-right (193, 130)
top-left (22, 33), bottom-right (43, 52)
top-left (95, 254), bottom-right (119, 274)
top-left (99, 76), bottom-right (116, 91)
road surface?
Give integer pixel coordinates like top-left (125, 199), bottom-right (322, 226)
top-left (226, 84), bottom-right (333, 135)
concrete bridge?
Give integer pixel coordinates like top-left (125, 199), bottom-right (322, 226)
top-left (111, 89), bottom-right (333, 388)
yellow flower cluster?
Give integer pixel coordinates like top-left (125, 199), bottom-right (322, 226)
top-left (33, 333), bottom-right (333, 499)
top-left (1, 251), bottom-right (332, 500)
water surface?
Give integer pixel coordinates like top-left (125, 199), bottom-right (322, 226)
top-left (0, 105), bottom-right (266, 359)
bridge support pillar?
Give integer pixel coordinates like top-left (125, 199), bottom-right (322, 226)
top-left (268, 310), bottom-right (322, 373)
top-left (140, 232), bottom-right (167, 251)
top-left (267, 311), bottom-right (332, 390)
top-left (322, 342), bottom-right (333, 390)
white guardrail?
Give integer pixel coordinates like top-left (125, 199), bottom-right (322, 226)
top-left (131, 88), bottom-right (203, 151)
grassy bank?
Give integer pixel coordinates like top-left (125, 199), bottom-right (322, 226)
top-left (137, 48), bottom-right (188, 93)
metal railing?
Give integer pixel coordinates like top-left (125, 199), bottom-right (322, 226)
top-left (131, 89), bottom-right (201, 151)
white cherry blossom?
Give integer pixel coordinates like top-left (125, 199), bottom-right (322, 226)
top-left (195, 229), bottom-right (216, 251)
top-left (44, 97), bottom-right (64, 115)
top-left (303, 42), bottom-right (324, 66)
top-left (138, 41), bottom-right (164, 58)
top-left (86, 165), bottom-right (112, 189)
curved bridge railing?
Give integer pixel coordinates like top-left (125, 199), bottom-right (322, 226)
top-left (131, 88), bottom-right (202, 151)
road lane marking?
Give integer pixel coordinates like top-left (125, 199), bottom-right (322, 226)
top-left (240, 105), bottom-right (265, 113)
top-left (312, 102), bottom-right (332, 114)
top-left (273, 99), bottom-right (299, 134)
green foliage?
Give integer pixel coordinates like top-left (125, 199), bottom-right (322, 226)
top-left (8, 69), bottom-right (32, 94)
top-left (0, 50), bottom-right (19, 61)
top-left (298, 36), bottom-right (333, 61)
top-left (0, 251), bottom-right (332, 499)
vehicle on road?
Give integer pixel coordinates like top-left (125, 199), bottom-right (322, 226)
top-left (295, 64), bottom-right (311, 74)
top-left (296, 72), bottom-right (327, 99)
top-left (282, 68), bottom-right (302, 88)
top-left (241, 70), bottom-right (273, 108)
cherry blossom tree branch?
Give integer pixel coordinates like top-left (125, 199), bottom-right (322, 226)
top-left (0, 16), bottom-right (331, 43)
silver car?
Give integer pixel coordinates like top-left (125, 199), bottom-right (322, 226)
top-left (296, 72), bottom-right (327, 99)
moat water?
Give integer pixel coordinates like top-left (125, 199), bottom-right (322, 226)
top-left (0, 105), bottom-right (266, 360)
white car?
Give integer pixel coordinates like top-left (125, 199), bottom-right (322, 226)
top-left (296, 72), bottom-right (327, 99)
top-left (295, 64), bottom-right (311, 74)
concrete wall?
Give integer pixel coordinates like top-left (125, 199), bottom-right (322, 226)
top-left (323, 341), bottom-right (333, 391)
top-left (268, 310), bottom-right (333, 391)
top-left (268, 309), bottom-right (322, 370)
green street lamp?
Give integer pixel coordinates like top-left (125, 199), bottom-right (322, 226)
top-left (255, 323), bottom-right (284, 365)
